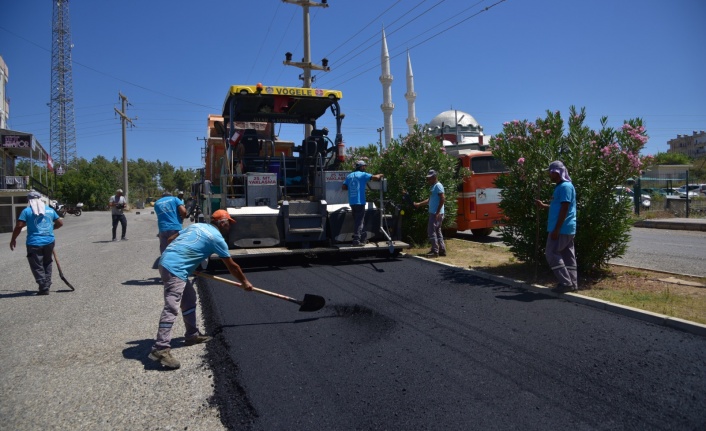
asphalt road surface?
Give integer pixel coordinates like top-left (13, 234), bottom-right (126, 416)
top-left (611, 227), bottom-right (706, 277)
top-left (199, 256), bottom-right (706, 430)
top-left (465, 228), bottom-right (706, 278)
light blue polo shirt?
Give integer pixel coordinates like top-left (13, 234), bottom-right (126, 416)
top-left (428, 182), bottom-right (445, 215)
top-left (548, 181), bottom-right (576, 235)
top-left (343, 171), bottom-right (373, 205)
top-left (19, 206), bottom-right (60, 247)
top-left (159, 223), bottom-right (231, 281)
top-left (155, 196), bottom-right (185, 232)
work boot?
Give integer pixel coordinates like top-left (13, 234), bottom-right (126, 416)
top-left (551, 283), bottom-right (577, 294)
top-left (439, 250), bottom-right (447, 257)
top-left (148, 348), bottom-right (181, 369)
top-left (425, 251), bottom-right (439, 258)
top-left (37, 290), bottom-right (49, 296)
top-left (185, 334), bottom-right (212, 346)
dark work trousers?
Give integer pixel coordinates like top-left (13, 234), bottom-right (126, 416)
top-left (112, 214), bottom-right (127, 240)
top-left (351, 204), bottom-right (366, 244)
top-left (545, 233), bottom-right (577, 287)
top-left (426, 213), bottom-right (446, 254)
top-left (158, 230), bottom-right (179, 253)
top-left (154, 265), bottom-right (199, 350)
top-left (27, 241), bottom-right (55, 292)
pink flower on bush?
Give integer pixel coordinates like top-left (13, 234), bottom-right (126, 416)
top-left (518, 157), bottom-right (525, 166)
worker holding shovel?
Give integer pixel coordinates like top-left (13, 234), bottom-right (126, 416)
top-left (9, 190), bottom-right (63, 295)
top-left (149, 209), bottom-right (253, 370)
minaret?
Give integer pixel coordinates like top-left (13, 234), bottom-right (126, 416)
top-left (380, 28), bottom-right (394, 146)
top-left (404, 51), bottom-right (417, 134)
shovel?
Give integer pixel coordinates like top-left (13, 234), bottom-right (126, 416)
top-left (195, 272), bottom-right (325, 312)
top-left (52, 249), bottom-right (75, 291)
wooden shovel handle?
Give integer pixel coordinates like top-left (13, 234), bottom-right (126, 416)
top-left (194, 272), bottom-right (300, 305)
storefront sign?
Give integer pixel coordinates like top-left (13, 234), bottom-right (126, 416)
top-left (1, 134), bottom-right (32, 148)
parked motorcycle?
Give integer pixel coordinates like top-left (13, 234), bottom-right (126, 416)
top-left (50, 200), bottom-right (67, 218)
top-left (65, 203), bottom-right (83, 216)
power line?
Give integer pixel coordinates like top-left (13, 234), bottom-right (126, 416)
top-left (0, 25), bottom-right (219, 111)
top-left (325, 0), bottom-right (508, 89)
top-left (321, 0), bottom-right (404, 59)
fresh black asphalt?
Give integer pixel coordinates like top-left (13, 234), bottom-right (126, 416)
top-left (199, 255), bottom-right (706, 430)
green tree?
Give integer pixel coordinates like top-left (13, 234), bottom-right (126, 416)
top-left (378, 126), bottom-right (459, 245)
top-left (129, 158), bottom-right (159, 203)
top-left (651, 151), bottom-right (692, 165)
top-left (173, 167), bottom-right (199, 195)
top-left (490, 106), bottom-right (649, 273)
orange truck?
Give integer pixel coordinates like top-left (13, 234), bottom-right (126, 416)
top-left (445, 144), bottom-right (506, 236)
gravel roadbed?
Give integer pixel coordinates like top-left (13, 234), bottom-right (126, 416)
top-left (0, 211), bottom-right (226, 430)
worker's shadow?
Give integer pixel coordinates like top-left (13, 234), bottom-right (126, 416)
top-left (122, 278), bottom-right (162, 286)
top-left (0, 289), bottom-right (42, 299)
top-left (123, 338), bottom-right (186, 370)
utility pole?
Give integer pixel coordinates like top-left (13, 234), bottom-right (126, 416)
top-left (114, 92), bottom-right (136, 206)
top-left (282, 0), bottom-right (331, 137)
top-left (196, 136), bottom-right (208, 168)
top-left (50, 0), bottom-right (78, 174)
top-left (377, 127), bottom-right (384, 153)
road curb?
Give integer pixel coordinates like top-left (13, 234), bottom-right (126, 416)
top-left (408, 254), bottom-right (706, 338)
top-left (608, 262), bottom-right (705, 280)
top-left (633, 219), bottom-right (706, 231)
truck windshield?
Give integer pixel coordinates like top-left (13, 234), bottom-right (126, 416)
top-left (471, 156), bottom-right (506, 174)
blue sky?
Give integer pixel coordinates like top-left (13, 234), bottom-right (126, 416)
top-left (1, 0), bottom-right (705, 170)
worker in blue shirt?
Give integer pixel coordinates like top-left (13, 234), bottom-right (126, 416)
top-left (342, 160), bottom-right (383, 246)
top-left (10, 190), bottom-right (63, 295)
top-left (149, 209), bottom-right (253, 369)
top-left (154, 191), bottom-right (187, 253)
top-left (535, 160), bottom-right (577, 293)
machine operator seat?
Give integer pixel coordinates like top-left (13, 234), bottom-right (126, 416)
top-left (240, 129), bottom-right (261, 156)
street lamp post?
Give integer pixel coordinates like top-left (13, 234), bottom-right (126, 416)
top-left (377, 127), bottom-right (384, 153)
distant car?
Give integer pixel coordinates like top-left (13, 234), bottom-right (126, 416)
top-left (661, 188), bottom-right (677, 196)
top-left (675, 185), bottom-right (701, 198)
top-left (614, 186), bottom-right (651, 208)
top-left (640, 187), bottom-right (666, 197)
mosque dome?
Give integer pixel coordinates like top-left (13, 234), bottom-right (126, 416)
top-left (428, 110), bottom-right (480, 129)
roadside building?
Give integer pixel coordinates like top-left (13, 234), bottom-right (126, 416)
top-left (0, 55), bottom-right (53, 233)
top-left (642, 164), bottom-right (693, 181)
top-left (667, 131), bottom-right (706, 159)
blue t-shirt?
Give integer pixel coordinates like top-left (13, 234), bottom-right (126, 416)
top-left (155, 196), bottom-right (185, 232)
top-left (428, 182), bottom-right (445, 215)
top-left (160, 223), bottom-right (231, 280)
top-left (19, 206), bottom-right (60, 247)
top-left (343, 171), bottom-right (373, 205)
top-left (547, 181), bottom-right (576, 235)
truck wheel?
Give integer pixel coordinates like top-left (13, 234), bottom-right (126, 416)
top-left (471, 228), bottom-right (493, 237)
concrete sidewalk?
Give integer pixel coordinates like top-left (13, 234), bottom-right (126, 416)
top-left (634, 217), bottom-right (706, 231)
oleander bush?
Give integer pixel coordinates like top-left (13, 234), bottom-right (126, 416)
top-left (490, 106), bottom-right (652, 273)
top-left (345, 127), bottom-right (460, 245)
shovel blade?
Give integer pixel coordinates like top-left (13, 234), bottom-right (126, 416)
top-left (298, 294), bottom-right (326, 312)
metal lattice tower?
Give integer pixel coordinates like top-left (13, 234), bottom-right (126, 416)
top-left (50, 0), bottom-right (77, 171)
